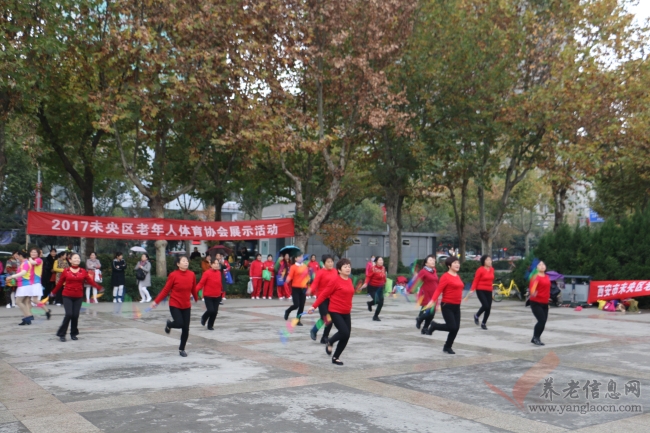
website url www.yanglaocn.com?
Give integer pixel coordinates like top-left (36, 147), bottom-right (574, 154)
top-left (527, 404), bottom-right (643, 415)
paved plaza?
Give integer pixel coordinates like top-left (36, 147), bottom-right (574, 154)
top-left (0, 295), bottom-right (648, 433)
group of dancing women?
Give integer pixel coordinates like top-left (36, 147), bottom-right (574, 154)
top-left (5, 248), bottom-right (553, 363)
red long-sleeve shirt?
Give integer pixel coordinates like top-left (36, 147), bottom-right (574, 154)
top-left (471, 266), bottom-right (494, 291)
top-left (529, 274), bottom-right (551, 304)
top-left (197, 269), bottom-right (223, 298)
top-left (312, 275), bottom-right (354, 314)
top-left (310, 268), bottom-right (338, 297)
top-left (364, 265), bottom-right (386, 287)
top-left (51, 267), bottom-right (102, 298)
top-left (431, 272), bottom-right (464, 305)
top-left (415, 267), bottom-right (439, 305)
top-left (262, 260), bottom-right (275, 277)
top-left (249, 260), bottom-right (263, 278)
top-left (154, 269), bottom-right (199, 309)
top-left (308, 261), bottom-right (320, 277)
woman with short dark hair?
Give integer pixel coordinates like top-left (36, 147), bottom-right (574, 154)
top-left (468, 255), bottom-right (494, 330)
top-left (112, 252), bottom-right (126, 303)
top-left (529, 261), bottom-right (550, 346)
top-left (425, 256), bottom-right (464, 354)
top-left (414, 254), bottom-right (439, 333)
top-left (308, 258), bottom-right (355, 365)
top-left (361, 256), bottom-right (387, 321)
top-left (85, 252), bottom-right (102, 304)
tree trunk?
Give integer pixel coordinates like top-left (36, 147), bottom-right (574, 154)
top-left (213, 191), bottom-right (225, 221)
top-left (553, 184), bottom-right (567, 231)
top-left (294, 233), bottom-right (309, 253)
top-left (150, 198), bottom-right (168, 277)
top-left (82, 181), bottom-right (95, 254)
top-left (524, 232), bottom-right (531, 255)
top-left (385, 191), bottom-right (404, 274)
top-left (449, 178), bottom-right (469, 262)
top-left (0, 120), bottom-right (6, 198)
top-left (79, 238), bottom-right (86, 260)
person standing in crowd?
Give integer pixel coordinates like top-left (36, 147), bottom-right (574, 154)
top-left (215, 253), bottom-right (230, 304)
top-left (135, 254), bottom-right (152, 303)
top-left (425, 256), bottom-right (464, 354)
top-left (283, 255), bottom-right (309, 324)
top-left (249, 254), bottom-right (263, 299)
top-left (42, 248), bottom-right (57, 303)
top-left (262, 254), bottom-right (275, 299)
top-left (308, 258), bottom-right (355, 366)
top-left (4, 252), bottom-right (19, 308)
top-left (365, 256), bottom-right (376, 275)
top-left (53, 251), bottom-right (70, 306)
top-left (7, 249), bottom-right (50, 325)
top-left (307, 255), bottom-right (320, 299)
top-left (197, 258), bottom-right (222, 330)
top-left (151, 256), bottom-right (199, 357)
top-left (277, 253), bottom-right (292, 300)
top-left (85, 252), bottom-right (102, 304)
top-left (414, 255), bottom-right (439, 334)
top-left (51, 253), bottom-right (102, 341)
top-left (112, 252), bottom-right (126, 303)
top-left (309, 255), bottom-right (337, 344)
top-left (201, 255), bottom-right (211, 273)
top-left (529, 261), bottom-right (550, 346)
top-left (467, 255), bottom-right (494, 330)
top-left (361, 256), bottom-right (387, 321)
top-left (190, 247), bottom-right (202, 260)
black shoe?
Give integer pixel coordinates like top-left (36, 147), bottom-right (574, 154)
top-left (421, 327), bottom-right (427, 335)
top-left (372, 317), bottom-right (381, 321)
top-left (416, 316), bottom-right (423, 329)
top-left (296, 321), bottom-right (303, 326)
top-left (443, 347), bottom-right (455, 354)
top-left (179, 350), bottom-right (187, 357)
top-left (284, 310), bottom-right (290, 320)
top-left (165, 320), bottom-right (171, 334)
top-left (367, 301), bottom-right (373, 312)
top-left (310, 329), bottom-right (317, 341)
top-left (474, 314), bottom-right (479, 326)
top-left (326, 344), bottom-right (332, 355)
top-left (219, 300), bottom-right (224, 305)
top-left (481, 323), bottom-right (487, 330)
top-left (59, 336), bottom-right (66, 342)
top-left (71, 335), bottom-right (78, 341)
top-left (531, 337), bottom-right (543, 346)
top-left (332, 358), bottom-right (344, 366)
top-left (46, 310), bottom-right (52, 320)
top-left (207, 327), bottom-right (214, 330)
top-left (201, 316), bottom-right (206, 326)
top-left (19, 320), bottom-right (30, 326)
top-left (320, 336), bottom-right (328, 345)
top-left (425, 321), bottom-right (437, 335)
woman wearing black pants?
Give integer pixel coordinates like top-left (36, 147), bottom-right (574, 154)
top-left (284, 255), bottom-right (309, 324)
top-left (197, 258), bottom-right (223, 330)
top-left (529, 261), bottom-right (550, 346)
top-left (51, 253), bottom-right (103, 341)
top-left (466, 255), bottom-right (494, 330)
top-left (361, 257), bottom-right (387, 321)
top-left (425, 256), bottom-right (464, 354)
top-left (308, 258), bottom-right (355, 365)
top-left (151, 256), bottom-right (199, 357)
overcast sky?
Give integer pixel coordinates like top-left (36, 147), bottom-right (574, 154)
top-left (630, 2), bottom-right (650, 24)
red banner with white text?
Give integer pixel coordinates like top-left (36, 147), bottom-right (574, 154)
top-left (588, 280), bottom-right (650, 303)
top-left (27, 211), bottom-right (294, 241)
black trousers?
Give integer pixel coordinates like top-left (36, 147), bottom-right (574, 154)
top-left (328, 312), bottom-right (351, 359)
top-left (367, 285), bottom-right (384, 317)
top-left (530, 301), bottom-right (549, 339)
top-left (429, 303), bottom-right (461, 348)
top-left (418, 306), bottom-right (436, 329)
top-left (202, 296), bottom-right (221, 328)
top-left (57, 296), bottom-right (83, 337)
top-left (169, 306), bottom-right (191, 350)
top-left (476, 290), bottom-right (492, 324)
top-left (285, 287), bottom-right (307, 319)
top-left (311, 299), bottom-right (333, 339)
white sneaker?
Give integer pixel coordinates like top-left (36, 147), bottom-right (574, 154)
top-left (56, 303), bottom-right (61, 306)
top-left (223, 297), bottom-right (227, 300)
top-left (279, 297), bottom-right (284, 300)
top-left (113, 299), bottom-right (117, 303)
top-left (140, 300), bottom-right (146, 303)
top-left (5, 304), bottom-right (10, 309)
top-left (288, 297), bottom-right (292, 300)
top-left (118, 299), bottom-right (122, 303)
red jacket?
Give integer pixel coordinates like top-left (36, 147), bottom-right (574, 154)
top-left (308, 261), bottom-right (320, 277)
top-left (529, 275), bottom-right (551, 304)
top-left (154, 269), bottom-right (199, 309)
top-left (262, 260), bottom-right (275, 277)
top-left (364, 265), bottom-right (386, 287)
top-left (310, 268), bottom-right (338, 297)
top-left (471, 266), bottom-right (494, 291)
top-left (415, 267), bottom-right (439, 305)
top-left (312, 275), bottom-right (354, 314)
top-left (249, 260), bottom-right (263, 278)
top-left (52, 267), bottom-right (102, 298)
top-left (197, 269), bottom-right (223, 298)
top-left (431, 272), bottom-right (464, 305)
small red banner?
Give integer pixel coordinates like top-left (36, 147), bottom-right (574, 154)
top-left (27, 211), bottom-right (294, 241)
top-left (588, 280), bottom-right (650, 303)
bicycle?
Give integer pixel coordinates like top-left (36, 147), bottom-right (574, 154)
top-left (492, 279), bottom-right (522, 302)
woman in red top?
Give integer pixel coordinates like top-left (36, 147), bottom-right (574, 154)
top-left (529, 261), bottom-right (551, 346)
top-left (151, 256), bottom-right (199, 357)
top-left (414, 255), bottom-right (439, 334)
top-left (249, 254), bottom-right (264, 299)
top-left (261, 255), bottom-right (275, 299)
top-left (425, 256), bottom-right (464, 354)
top-left (277, 253), bottom-right (292, 300)
top-left (198, 258), bottom-right (223, 330)
top-left (309, 255), bottom-right (337, 344)
top-left (361, 256), bottom-right (387, 321)
top-left (469, 255), bottom-right (494, 330)
top-left (51, 253), bottom-right (103, 342)
top-left (308, 258), bottom-right (355, 366)
top-left (307, 255), bottom-right (320, 299)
